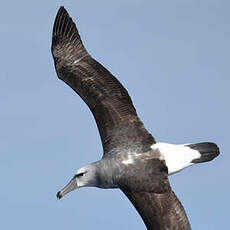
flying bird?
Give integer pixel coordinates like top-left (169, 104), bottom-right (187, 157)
top-left (51, 6), bottom-right (219, 230)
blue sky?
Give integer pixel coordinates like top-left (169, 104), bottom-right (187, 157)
top-left (0, 1), bottom-right (229, 229)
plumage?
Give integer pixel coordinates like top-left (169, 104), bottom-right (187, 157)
top-left (122, 190), bottom-right (191, 230)
top-left (51, 6), bottom-right (219, 230)
top-left (151, 142), bottom-right (219, 175)
top-left (51, 7), bottom-right (154, 154)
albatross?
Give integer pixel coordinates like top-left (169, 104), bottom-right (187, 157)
top-left (51, 7), bottom-right (219, 230)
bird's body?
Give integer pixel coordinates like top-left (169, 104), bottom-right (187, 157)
top-left (51, 7), bottom-right (219, 230)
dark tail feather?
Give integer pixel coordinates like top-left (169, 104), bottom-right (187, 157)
top-left (187, 142), bottom-right (220, 163)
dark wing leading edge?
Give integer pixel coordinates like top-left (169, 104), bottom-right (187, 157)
top-left (119, 159), bottom-right (191, 230)
top-left (51, 7), bottom-right (154, 154)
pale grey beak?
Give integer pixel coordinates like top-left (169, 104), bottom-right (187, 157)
top-left (57, 175), bottom-right (78, 199)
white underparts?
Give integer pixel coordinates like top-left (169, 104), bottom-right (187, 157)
top-left (151, 142), bottom-right (201, 175)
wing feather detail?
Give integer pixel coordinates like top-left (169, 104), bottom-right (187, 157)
top-left (51, 7), bottom-right (155, 153)
top-left (118, 158), bottom-right (191, 230)
top-left (122, 190), bottom-right (191, 230)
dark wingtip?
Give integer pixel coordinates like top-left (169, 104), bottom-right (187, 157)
top-left (52, 6), bottom-right (79, 41)
top-left (57, 191), bottom-right (62, 200)
top-left (51, 6), bottom-right (88, 63)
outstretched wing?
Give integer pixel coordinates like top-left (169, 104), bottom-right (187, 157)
top-left (119, 159), bottom-right (191, 230)
top-left (51, 7), bottom-right (154, 154)
top-left (122, 190), bottom-right (191, 230)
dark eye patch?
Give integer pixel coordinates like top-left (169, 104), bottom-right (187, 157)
top-left (76, 172), bottom-right (85, 177)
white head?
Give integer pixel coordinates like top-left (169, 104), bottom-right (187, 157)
top-left (57, 163), bottom-right (99, 199)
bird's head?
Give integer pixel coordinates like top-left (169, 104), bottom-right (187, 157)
top-left (57, 164), bottom-right (99, 199)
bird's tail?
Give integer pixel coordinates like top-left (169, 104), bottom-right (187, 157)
top-left (152, 142), bottom-right (220, 175)
top-left (186, 142), bottom-right (220, 163)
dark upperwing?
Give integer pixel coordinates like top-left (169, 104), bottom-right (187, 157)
top-left (51, 7), bottom-right (191, 230)
top-left (122, 190), bottom-right (191, 230)
top-left (51, 7), bottom-right (154, 154)
top-left (119, 158), bottom-right (191, 230)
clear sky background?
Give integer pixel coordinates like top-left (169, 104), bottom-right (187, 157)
top-left (0, 1), bottom-right (229, 229)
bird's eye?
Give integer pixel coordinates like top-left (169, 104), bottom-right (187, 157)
top-left (76, 172), bottom-right (85, 177)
